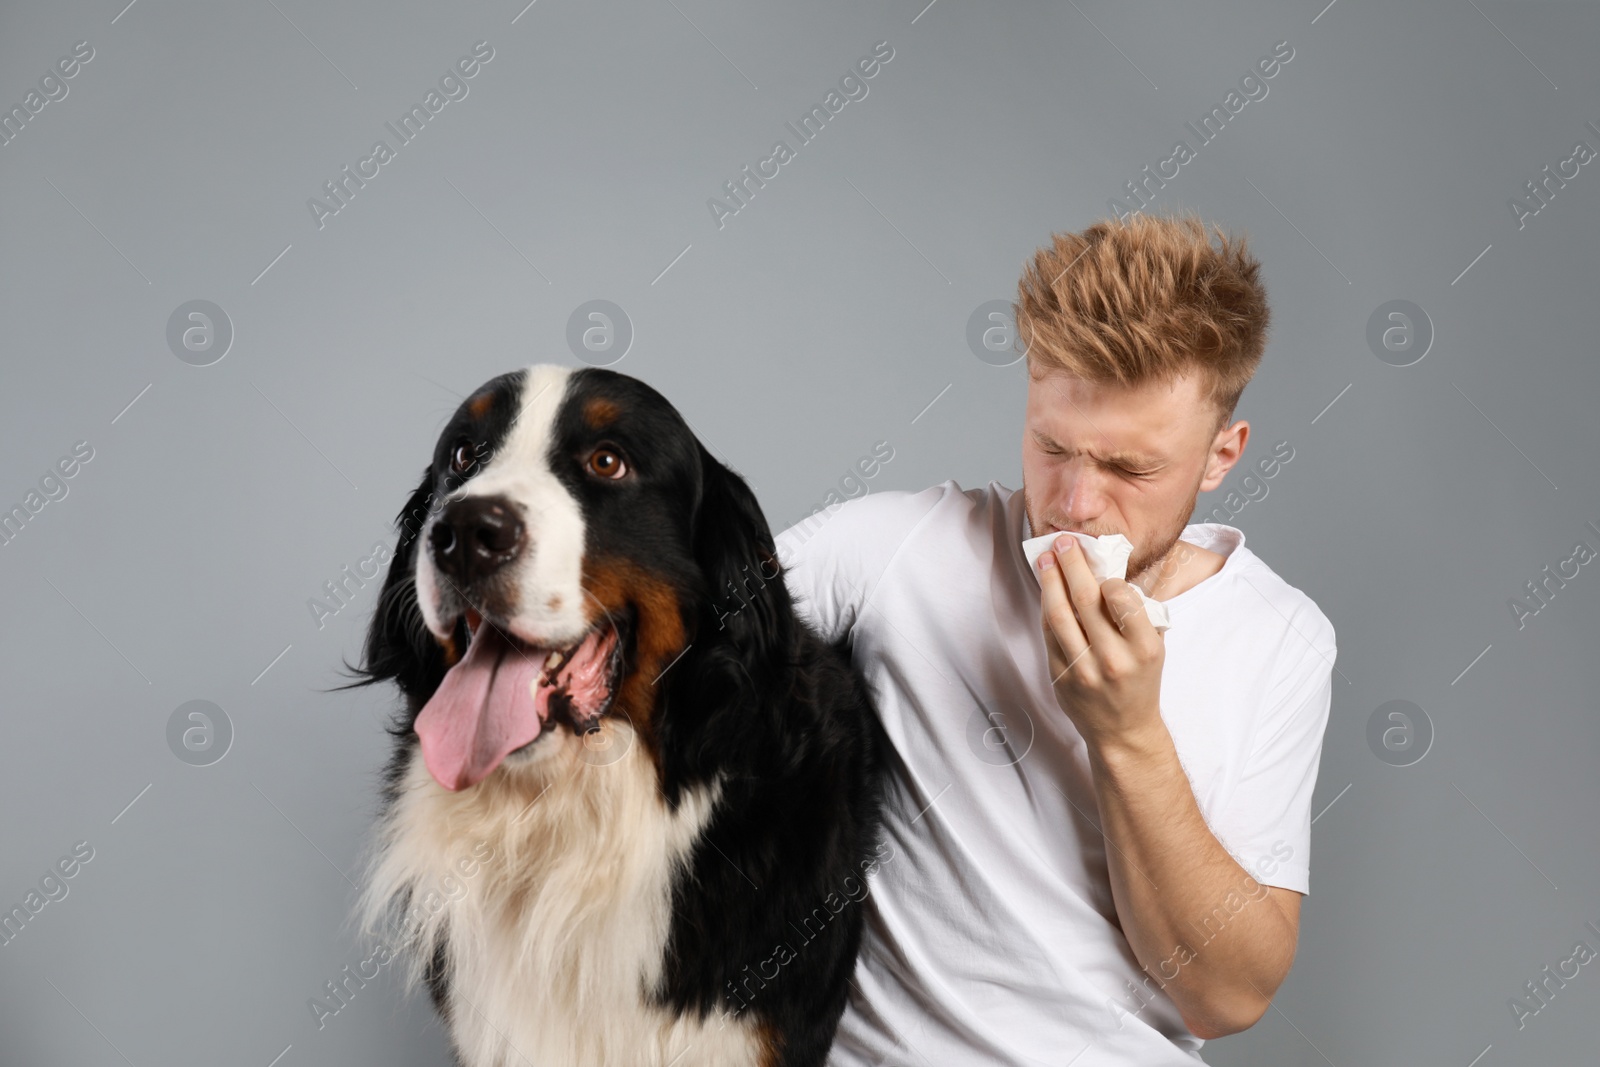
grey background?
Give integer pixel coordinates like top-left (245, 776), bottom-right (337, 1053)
top-left (2, 0), bottom-right (1597, 1063)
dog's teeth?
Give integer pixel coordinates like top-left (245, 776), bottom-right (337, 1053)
top-left (545, 651), bottom-right (562, 670)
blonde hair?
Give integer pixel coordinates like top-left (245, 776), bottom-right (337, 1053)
top-left (1014, 212), bottom-right (1269, 432)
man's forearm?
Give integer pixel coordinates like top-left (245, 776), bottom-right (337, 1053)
top-left (1085, 719), bottom-right (1297, 1039)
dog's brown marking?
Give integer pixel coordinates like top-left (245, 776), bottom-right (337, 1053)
top-left (579, 556), bottom-right (686, 762)
top-left (435, 630), bottom-right (462, 668)
top-left (546, 594), bottom-right (562, 611)
top-left (583, 396), bottom-right (621, 429)
top-left (468, 391), bottom-right (495, 419)
top-left (755, 1019), bottom-right (785, 1067)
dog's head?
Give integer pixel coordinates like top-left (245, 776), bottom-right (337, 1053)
top-left (356, 363), bottom-right (792, 792)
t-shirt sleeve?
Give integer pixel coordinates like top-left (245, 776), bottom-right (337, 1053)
top-left (1214, 606), bottom-right (1337, 896)
top-left (773, 485), bottom-right (946, 645)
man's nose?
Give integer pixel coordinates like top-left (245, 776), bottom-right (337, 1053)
top-left (430, 496), bottom-right (525, 584)
top-left (1057, 466), bottom-right (1106, 525)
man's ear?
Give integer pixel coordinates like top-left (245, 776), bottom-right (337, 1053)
top-left (1202, 418), bottom-right (1250, 491)
top-left (342, 467), bottom-right (452, 713)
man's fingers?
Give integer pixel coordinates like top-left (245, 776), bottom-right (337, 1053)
top-left (1100, 579), bottom-right (1140, 633)
top-left (1053, 535), bottom-right (1122, 650)
top-left (1037, 544), bottom-right (1087, 678)
top-left (1100, 578), bottom-right (1160, 650)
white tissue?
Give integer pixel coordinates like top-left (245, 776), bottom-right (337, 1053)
top-left (1021, 530), bottom-right (1172, 634)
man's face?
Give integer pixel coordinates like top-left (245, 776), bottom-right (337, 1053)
top-left (1021, 363), bottom-right (1246, 582)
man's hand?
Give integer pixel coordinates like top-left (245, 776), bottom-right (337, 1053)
top-left (1035, 534), bottom-right (1300, 1039)
top-left (1036, 534), bottom-right (1166, 752)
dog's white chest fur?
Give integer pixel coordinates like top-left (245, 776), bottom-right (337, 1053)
top-left (360, 729), bottom-right (766, 1066)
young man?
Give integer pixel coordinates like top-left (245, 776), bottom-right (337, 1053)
top-left (776, 212), bottom-right (1337, 1065)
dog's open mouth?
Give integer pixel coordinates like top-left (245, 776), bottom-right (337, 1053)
top-left (413, 609), bottom-right (627, 792)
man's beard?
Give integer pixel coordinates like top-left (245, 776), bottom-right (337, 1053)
top-left (1024, 471), bottom-right (1205, 592)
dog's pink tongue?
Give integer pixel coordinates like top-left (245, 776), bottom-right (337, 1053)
top-left (414, 627), bottom-right (545, 792)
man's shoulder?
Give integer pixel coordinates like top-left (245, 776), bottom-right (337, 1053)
top-left (773, 480), bottom-right (983, 642)
top-left (835, 477), bottom-right (984, 518)
top-left (1216, 538), bottom-right (1338, 668)
top-left (775, 478), bottom-right (972, 547)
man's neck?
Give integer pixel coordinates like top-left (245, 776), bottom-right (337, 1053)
top-left (1130, 540), bottom-right (1227, 601)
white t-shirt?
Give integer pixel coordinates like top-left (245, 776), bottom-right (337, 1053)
top-left (774, 478), bottom-right (1337, 1066)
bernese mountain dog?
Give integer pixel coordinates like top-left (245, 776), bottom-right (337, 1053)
top-left (350, 363), bottom-right (889, 1066)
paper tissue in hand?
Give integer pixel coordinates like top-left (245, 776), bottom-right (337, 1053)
top-left (1021, 530), bottom-right (1172, 634)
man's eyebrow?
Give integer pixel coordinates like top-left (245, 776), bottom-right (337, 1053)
top-left (1031, 429), bottom-right (1163, 468)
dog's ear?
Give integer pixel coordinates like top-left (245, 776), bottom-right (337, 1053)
top-left (341, 467), bottom-right (451, 718)
top-left (685, 442), bottom-right (794, 677)
top-left (658, 445), bottom-right (798, 788)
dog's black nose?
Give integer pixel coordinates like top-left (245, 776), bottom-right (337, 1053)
top-left (431, 497), bottom-right (525, 583)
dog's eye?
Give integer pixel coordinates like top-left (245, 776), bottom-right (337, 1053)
top-left (450, 440), bottom-right (478, 475)
top-left (587, 447), bottom-right (627, 480)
